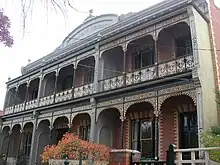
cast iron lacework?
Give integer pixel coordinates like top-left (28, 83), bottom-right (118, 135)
top-left (102, 55), bottom-right (194, 91)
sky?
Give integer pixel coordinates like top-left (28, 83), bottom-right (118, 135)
top-left (0, 0), bottom-right (163, 109)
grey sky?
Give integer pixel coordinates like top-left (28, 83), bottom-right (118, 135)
top-left (0, 0), bottom-right (162, 109)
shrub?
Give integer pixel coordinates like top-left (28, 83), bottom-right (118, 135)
top-left (201, 126), bottom-right (220, 162)
top-left (41, 133), bottom-right (110, 163)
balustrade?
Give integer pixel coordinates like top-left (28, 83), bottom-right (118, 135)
top-left (126, 65), bottom-right (157, 86)
top-left (102, 55), bottom-right (194, 91)
top-left (158, 55), bottom-right (193, 77)
top-left (74, 83), bottom-right (94, 98)
top-left (4, 106), bottom-right (14, 115)
top-left (55, 89), bottom-right (73, 103)
top-left (39, 95), bottom-right (54, 106)
top-left (101, 75), bottom-right (124, 91)
top-left (14, 103), bottom-right (25, 113)
top-left (25, 99), bottom-right (38, 110)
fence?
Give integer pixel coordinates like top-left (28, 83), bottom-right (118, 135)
top-left (174, 147), bottom-right (220, 165)
top-left (131, 144), bottom-right (220, 165)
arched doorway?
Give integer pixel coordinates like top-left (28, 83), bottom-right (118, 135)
top-left (52, 116), bottom-right (69, 144)
top-left (9, 124), bottom-right (21, 157)
top-left (160, 95), bottom-right (198, 160)
top-left (36, 120), bottom-right (50, 164)
top-left (1, 126), bottom-right (10, 155)
top-left (23, 122), bottom-right (33, 158)
top-left (71, 113), bottom-right (91, 141)
top-left (96, 108), bottom-right (121, 149)
top-left (125, 102), bottom-right (155, 159)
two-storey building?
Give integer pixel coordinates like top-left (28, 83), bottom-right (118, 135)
top-left (0, 0), bottom-right (219, 164)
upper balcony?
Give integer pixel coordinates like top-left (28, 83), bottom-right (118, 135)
top-left (99, 22), bottom-right (193, 91)
top-left (3, 22), bottom-right (194, 116)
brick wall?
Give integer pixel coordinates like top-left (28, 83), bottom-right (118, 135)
top-left (208, 0), bottom-right (220, 123)
top-left (126, 52), bottom-right (133, 72)
top-left (114, 118), bottom-right (121, 149)
top-left (74, 68), bottom-right (83, 87)
top-left (159, 109), bottom-right (177, 160)
top-left (157, 31), bottom-right (175, 63)
top-left (209, 0), bottom-right (220, 87)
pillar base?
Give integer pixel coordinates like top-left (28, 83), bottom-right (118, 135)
top-left (109, 149), bottom-right (133, 165)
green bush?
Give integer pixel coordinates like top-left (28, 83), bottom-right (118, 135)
top-left (201, 126), bottom-right (220, 163)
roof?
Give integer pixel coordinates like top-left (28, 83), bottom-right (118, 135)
top-left (7, 0), bottom-right (207, 85)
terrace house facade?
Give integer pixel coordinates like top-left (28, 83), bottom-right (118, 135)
top-left (0, 0), bottom-right (220, 164)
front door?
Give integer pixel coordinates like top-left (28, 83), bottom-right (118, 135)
top-left (179, 112), bottom-right (198, 159)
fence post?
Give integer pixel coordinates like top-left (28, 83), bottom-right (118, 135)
top-left (166, 144), bottom-right (175, 165)
top-left (64, 157), bottom-right (69, 165)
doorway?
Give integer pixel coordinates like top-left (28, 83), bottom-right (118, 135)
top-left (179, 111), bottom-right (198, 159)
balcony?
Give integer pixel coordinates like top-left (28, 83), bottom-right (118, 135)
top-left (100, 55), bottom-right (194, 91)
top-left (3, 55), bottom-right (193, 115)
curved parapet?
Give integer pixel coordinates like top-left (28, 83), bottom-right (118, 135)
top-left (60, 14), bottom-right (119, 48)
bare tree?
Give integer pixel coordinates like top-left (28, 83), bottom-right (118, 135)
top-left (19, 0), bottom-right (78, 33)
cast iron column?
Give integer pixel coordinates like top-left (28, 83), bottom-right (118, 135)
top-left (72, 64), bottom-right (77, 98)
top-left (24, 82), bottom-right (30, 109)
top-left (89, 98), bottom-right (96, 142)
top-left (37, 71), bottom-right (43, 106)
top-left (53, 70), bottom-right (59, 103)
top-left (94, 45), bottom-right (100, 93)
top-left (48, 126), bottom-right (53, 145)
top-left (123, 44), bottom-right (127, 85)
top-left (154, 38), bottom-right (159, 77)
top-left (28, 111), bottom-right (38, 165)
top-left (120, 116), bottom-right (124, 149)
top-left (12, 87), bottom-right (18, 113)
top-left (154, 92), bottom-right (160, 160)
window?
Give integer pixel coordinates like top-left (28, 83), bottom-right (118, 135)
top-left (83, 68), bottom-right (94, 85)
top-left (79, 125), bottom-right (90, 141)
top-left (131, 119), bottom-right (155, 158)
top-left (133, 45), bottom-right (155, 70)
top-left (175, 37), bottom-right (192, 57)
top-left (24, 133), bottom-right (32, 157)
top-left (62, 76), bottom-right (73, 90)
